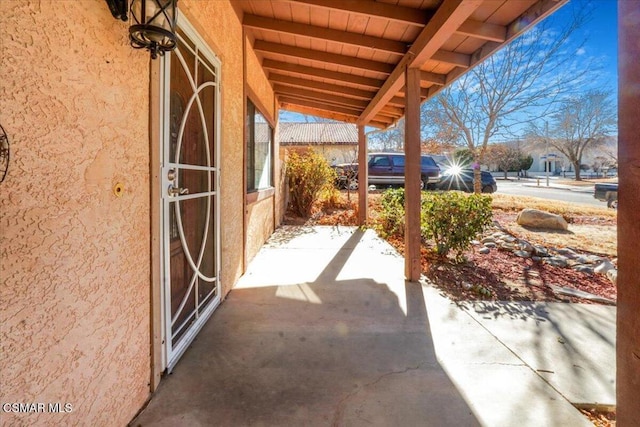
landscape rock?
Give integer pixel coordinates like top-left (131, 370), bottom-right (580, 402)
top-left (594, 260), bottom-right (616, 275)
top-left (514, 250), bottom-right (531, 258)
top-left (478, 247), bottom-right (490, 254)
top-left (481, 237), bottom-right (496, 244)
top-left (471, 240), bottom-right (481, 246)
top-left (573, 265), bottom-right (595, 274)
top-left (575, 255), bottom-right (592, 264)
top-left (545, 256), bottom-right (569, 268)
top-left (500, 242), bottom-right (516, 251)
top-left (533, 245), bottom-right (549, 257)
top-left (607, 269), bottom-right (618, 285)
top-left (483, 242), bottom-right (497, 248)
top-left (518, 240), bottom-right (534, 253)
top-left (557, 247), bottom-right (577, 256)
top-left (516, 208), bottom-right (568, 231)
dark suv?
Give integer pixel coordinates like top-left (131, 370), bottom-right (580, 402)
top-left (436, 168), bottom-right (497, 193)
top-left (368, 153), bottom-right (441, 189)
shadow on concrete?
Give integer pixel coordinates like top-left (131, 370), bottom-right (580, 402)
top-left (131, 228), bottom-right (480, 426)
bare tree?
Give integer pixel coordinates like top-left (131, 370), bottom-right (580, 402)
top-left (421, 7), bottom-right (591, 192)
top-left (367, 120), bottom-right (404, 152)
top-left (527, 90), bottom-right (616, 181)
top-left (485, 144), bottom-right (522, 179)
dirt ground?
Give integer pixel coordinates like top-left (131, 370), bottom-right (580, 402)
top-left (286, 190), bottom-right (618, 306)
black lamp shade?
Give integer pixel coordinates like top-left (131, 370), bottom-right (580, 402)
top-left (129, 0), bottom-right (178, 59)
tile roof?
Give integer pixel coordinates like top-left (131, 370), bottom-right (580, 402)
top-left (279, 122), bottom-right (358, 145)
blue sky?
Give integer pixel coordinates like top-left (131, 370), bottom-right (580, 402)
top-left (552, 0), bottom-right (618, 88)
top-left (279, 0), bottom-right (619, 124)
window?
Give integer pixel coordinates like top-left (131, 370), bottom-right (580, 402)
top-left (421, 156), bottom-right (437, 167)
top-left (246, 99), bottom-right (273, 192)
top-left (371, 155), bottom-right (391, 167)
top-left (392, 155), bottom-right (405, 167)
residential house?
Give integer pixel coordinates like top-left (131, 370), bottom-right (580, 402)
top-left (279, 122), bottom-right (359, 166)
top-left (1, 1), bottom-right (637, 425)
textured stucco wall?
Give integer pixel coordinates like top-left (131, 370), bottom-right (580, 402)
top-left (244, 32), bottom-right (277, 262)
top-left (245, 38), bottom-right (275, 121)
top-left (0, 1), bottom-right (151, 425)
top-left (180, 0), bottom-right (248, 295)
top-left (245, 197), bottom-right (275, 264)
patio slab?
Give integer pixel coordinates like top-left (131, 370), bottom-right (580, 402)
top-left (131, 226), bottom-right (610, 426)
top-left (462, 300), bottom-right (616, 406)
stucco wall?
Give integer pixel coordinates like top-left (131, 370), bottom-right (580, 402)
top-left (245, 197), bottom-right (275, 264)
top-left (1, 1), bottom-right (279, 423)
top-left (244, 32), bottom-right (277, 262)
top-left (0, 1), bottom-right (151, 425)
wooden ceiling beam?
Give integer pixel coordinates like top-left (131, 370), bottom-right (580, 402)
top-left (254, 41), bottom-right (394, 74)
top-left (276, 102), bottom-right (391, 129)
top-left (280, 96), bottom-right (362, 117)
top-left (431, 49), bottom-right (471, 68)
top-left (380, 106), bottom-right (404, 118)
top-left (455, 19), bottom-right (507, 43)
top-left (269, 73), bottom-right (377, 100)
top-left (279, 96), bottom-right (395, 125)
top-left (275, 84), bottom-right (404, 118)
top-left (274, 84), bottom-right (369, 109)
top-left (274, 0), bottom-right (431, 26)
top-left (244, 14), bottom-right (407, 55)
top-left (262, 59), bottom-right (385, 89)
top-left (388, 96), bottom-right (406, 107)
top-left (421, 71), bottom-right (446, 86)
top-left (358, 0), bottom-right (482, 125)
top-left (279, 103), bottom-right (359, 124)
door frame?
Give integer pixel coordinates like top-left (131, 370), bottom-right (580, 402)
top-left (149, 14), bottom-right (222, 389)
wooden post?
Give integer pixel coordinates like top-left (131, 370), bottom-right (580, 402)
top-left (357, 124), bottom-right (368, 225)
top-left (404, 66), bottom-right (422, 281)
top-left (617, 2), bottom-right (640, 424)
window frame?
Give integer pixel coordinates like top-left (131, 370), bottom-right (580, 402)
top-left (245, 97), bottom-right (274, 195)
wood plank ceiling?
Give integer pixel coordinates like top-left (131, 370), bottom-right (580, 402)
top-left (239, 0), bottom-right (567, 129)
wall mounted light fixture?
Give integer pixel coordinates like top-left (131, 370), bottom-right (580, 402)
top-left (105, 0), bottom-right (128, 21)
top-left (129, 0), bottom-right (178, 59)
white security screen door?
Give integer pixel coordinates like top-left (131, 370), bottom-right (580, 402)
top-left (161, 20), bottom-right (221, 372)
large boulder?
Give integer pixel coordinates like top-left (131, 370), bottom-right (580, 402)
top-left (516, 208), bottom-right (568, 231)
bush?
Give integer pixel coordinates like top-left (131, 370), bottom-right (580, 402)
top-left (285, 150), bottom-right (336, 217)
top-left (375, 188), bottom-right (405, 238)
top-left (374, 188), bottom-right (493, 260)
top-left (421, 192), bottom-right (493, 260)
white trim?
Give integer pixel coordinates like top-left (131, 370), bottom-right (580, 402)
top-left (159, 14), bottom-right (222, 373)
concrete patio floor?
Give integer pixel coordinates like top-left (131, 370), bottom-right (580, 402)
top-left (132, 226), bottom-right (615, 426)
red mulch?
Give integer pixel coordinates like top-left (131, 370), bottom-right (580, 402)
top-left (285, 194), bottom-right (617, 305)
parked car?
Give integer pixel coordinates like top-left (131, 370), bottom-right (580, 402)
top-left (594, 182), bottom-right (618, 208)
top-left (367, 153), bottom-right (440, 189)
top-left (436, 168), bottom-right (497, 193)
top-left (332, 153), bottom-right (441, 190)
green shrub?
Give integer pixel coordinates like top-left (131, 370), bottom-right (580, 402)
top-left (285, 150), bottom-right (336, 217)
top-left (375, 188), bottom-right (406, 237)
top-left (421, 192), bottom-right (493, 260)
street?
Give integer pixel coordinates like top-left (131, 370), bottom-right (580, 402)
top-left (495, 179), bottom-right (606, 208)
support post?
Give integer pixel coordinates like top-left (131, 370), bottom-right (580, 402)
top-left (404, 66), bottom-right (422, 281)
top-left (357, 124), bottom-right (368, 225)
top-left (617, 1), bottom-right (640, 424)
